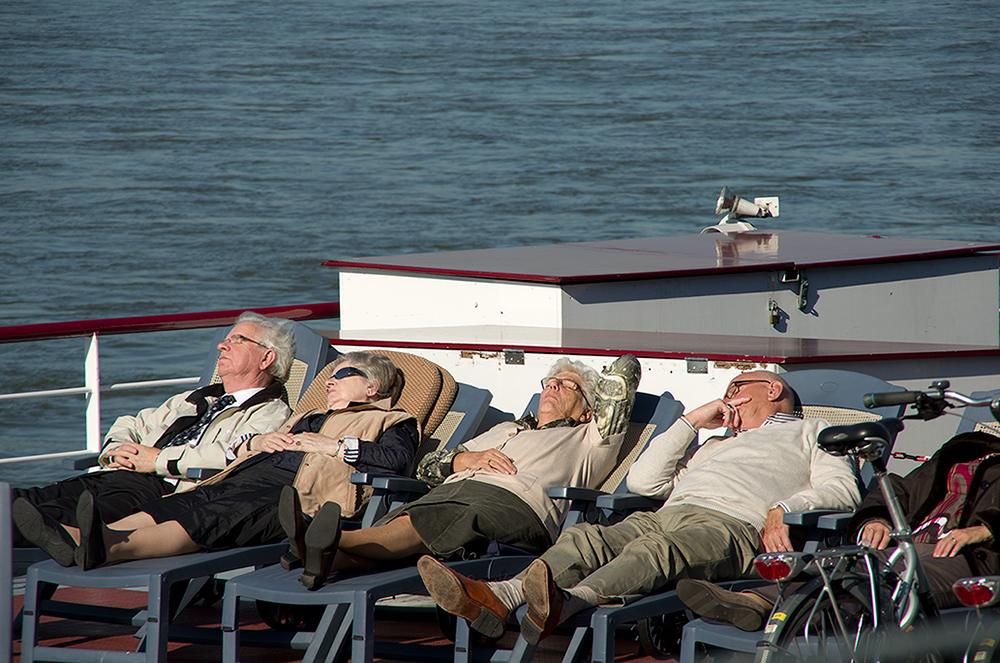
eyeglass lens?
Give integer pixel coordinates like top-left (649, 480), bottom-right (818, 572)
top-left (331, 366), bottom-right (367, 381)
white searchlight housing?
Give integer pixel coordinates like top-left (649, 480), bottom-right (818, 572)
top-left (702, 187), bottom-right (780, 234)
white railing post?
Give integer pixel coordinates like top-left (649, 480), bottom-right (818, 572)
top-left (84, 333), bottom-right (102, 453)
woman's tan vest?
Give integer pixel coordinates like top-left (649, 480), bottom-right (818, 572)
top-left (201, 399), bottom-right (415, 517)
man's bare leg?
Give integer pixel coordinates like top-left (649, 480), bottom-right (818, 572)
top-left (330, 515), bottom-right (431, 572)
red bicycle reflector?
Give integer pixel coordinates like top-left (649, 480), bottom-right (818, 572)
top-left (755, 554), bottom-right (794, 581)
top-left (952, 577), bottom-right (1000, 607)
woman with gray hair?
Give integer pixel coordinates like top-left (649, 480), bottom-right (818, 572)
top-left (275, 353), bottom-right (641, 591)
top-left (19, 352), bottom-right (418, 573)
top-left (543, 357), bottom-right (599, 410)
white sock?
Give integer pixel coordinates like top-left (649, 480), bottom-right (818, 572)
top-left (488, 578), bottom-right (525, 613)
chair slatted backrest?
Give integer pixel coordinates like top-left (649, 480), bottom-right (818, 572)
top-left (420, 382), bottom-right (493, 459)
top-left (955, 388), bottom-right (1000, 438)
top-left (973, 420), bottom-right (1000, 437)
top-left (783, 369), bottom-right (907, 495)
top-left (799, 404), bottom-right (887, 426)
top-left (597, 392), bottom-right (684, 494)
top-left (284, 350), bottom-right (458, 451)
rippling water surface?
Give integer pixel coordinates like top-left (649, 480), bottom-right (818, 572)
top-left (1, 0), bottom-right (998, 483)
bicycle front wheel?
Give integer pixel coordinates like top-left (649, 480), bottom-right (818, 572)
top-left (756, 576), bottom-right (877, 663)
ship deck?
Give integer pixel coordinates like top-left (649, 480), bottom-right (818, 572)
top-left (11, 583), bottom-right (677, 663)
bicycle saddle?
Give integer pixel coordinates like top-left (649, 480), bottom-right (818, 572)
top-left (818, 419), bottom-right (900, 460)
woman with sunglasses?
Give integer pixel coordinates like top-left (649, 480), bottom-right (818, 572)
top-left (21, 352), bottom-right (418, 570)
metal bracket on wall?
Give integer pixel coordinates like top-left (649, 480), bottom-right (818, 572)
top-left (503, 349), bottom-right (525, 365)
top-left (781, 269), bottom-right (810, 311)
top-left (686, 357), bottom-right (708, 374)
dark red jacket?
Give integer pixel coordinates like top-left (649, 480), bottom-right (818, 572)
top-left (847, 431), bottom-right (1000, 577)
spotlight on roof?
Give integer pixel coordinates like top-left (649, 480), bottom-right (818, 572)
top-left (702, 187), bottom-right (780, 234)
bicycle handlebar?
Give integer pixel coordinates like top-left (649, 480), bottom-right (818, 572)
top-left (863, 381), bottom-right (1000, 423)
top-left (863, 391), bottom-right (924, 407)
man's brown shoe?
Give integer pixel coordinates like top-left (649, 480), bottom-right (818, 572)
top-left (418, 556), bottom-right (509, 639)
top-left (520, 558), bottom-right (564, 644)
top-left (676, 579), bottom-right (772, 632)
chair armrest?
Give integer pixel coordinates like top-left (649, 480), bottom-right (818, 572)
top-left (550, 487), bottom-right (613, 530)
top-left (816, 512), bottom-right (855, 532)
top-left (595, 492), bottom-right (664, 513)
top-left (350, 472), bottom-right (387, 486)
top-left (352, 472), bottom-right (431, 529)
top-left (62, 453), bottom-right (102, 470)
top-left (186, 467), bottom-right (222, 480)
top-left (548, 486), bottom-right (605, 502)
top-left (783, 509), bottom-right (846, 528)
top-left (351, 472), bottom-right (431, 495)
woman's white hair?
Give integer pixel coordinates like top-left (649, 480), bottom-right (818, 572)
top-left (544, 357), bottom-right (599, 408)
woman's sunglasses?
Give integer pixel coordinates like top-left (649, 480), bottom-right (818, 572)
top-left (329, 366), bottom-right (368, 381)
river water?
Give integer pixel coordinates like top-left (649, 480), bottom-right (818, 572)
top-left (1, 0), bottom-right (998, 484)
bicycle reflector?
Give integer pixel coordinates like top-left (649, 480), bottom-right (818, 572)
top-left (952, 576), bottom-right (1000, 608)
top-left (754, 552), bottom-right (810, 582)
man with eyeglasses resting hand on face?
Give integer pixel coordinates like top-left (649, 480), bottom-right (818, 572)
top-left (420, 370), bottom-right (862, 643)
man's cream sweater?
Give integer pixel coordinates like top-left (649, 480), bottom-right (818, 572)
top-left (626, 418), bottom-right (861, 532)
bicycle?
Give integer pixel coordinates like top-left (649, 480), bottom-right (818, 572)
top-left (749, 380), bottom-right (1000, 663)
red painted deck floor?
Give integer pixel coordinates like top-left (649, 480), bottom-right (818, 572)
top-left (11, 586), bottom-right (679, 663)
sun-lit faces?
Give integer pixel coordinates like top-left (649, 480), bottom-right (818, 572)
top-left (325, 362), bottom-right (378, 410)
top-left (724, 372), bottom-right (784, 429)
top-left (216, 323), bottom-right (273, 386)
top-left (725, 379), bottom-right (772, 400)
top-left (537, 371), bottom-right (592, 426)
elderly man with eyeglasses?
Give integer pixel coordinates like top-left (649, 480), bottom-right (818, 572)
top-left (11, 311), bottom-right (294, 549)
top-left (419, 370), bottom-right (862, 643)
top-left (271, 354), bottom-right (641, 590)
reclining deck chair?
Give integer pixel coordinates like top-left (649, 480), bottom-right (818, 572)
top-left (218, 389), bottom-right (684, 663)
top-left (677, 368), bottom-right (909, 663)
top-left (690, 384), bottom-right (1000, 663)
top-left (5, 318), bottom-right (332, 658)
top-left (17, 350), bottom-right (478, 663)
top-left (460, 369), bottom-right (908, 663)
top-left (954, 387), bottom-right (1000, 437)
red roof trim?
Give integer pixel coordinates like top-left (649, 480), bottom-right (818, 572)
top-left (323, 259), bottom-right (799, 285)
top-left (330, 335), bottom-right (1000, 364)
top-left (0, 302), bottom-right (341, 344)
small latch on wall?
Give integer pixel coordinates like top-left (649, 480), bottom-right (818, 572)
top-left (780, 268), bottom-right (810, 311)
top-left (503, 349), bottom-right (525, 365)
top-left (686, 357), bottom-right (708, 374)
top-left (796, 277), bottom-right (809, 311)
top-left (768, 299), bottom-right (780, 326)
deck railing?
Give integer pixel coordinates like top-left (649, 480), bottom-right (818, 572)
top-left (0, 303), bottom-right (339, 466)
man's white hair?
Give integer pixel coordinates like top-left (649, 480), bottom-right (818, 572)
top-left (234, 311), bottom-right (296, 383)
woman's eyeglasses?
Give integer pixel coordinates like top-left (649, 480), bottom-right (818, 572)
top-left (541, 377), bottom-right (590, 408)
